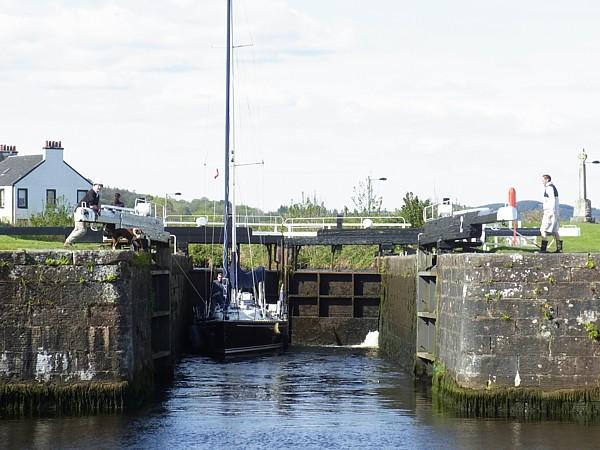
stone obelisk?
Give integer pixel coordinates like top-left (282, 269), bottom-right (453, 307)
top-left (572, 149), bottom-right (593, 222)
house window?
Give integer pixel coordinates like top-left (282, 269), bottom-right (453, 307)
top-left (77, 190), bottom-right (87, 204)
top-left (46, 189), bottom-right (56, 208)
top-left (0, 189), bottom-right (4, 208)
top-left (17, 188), bottom-right (28, 209)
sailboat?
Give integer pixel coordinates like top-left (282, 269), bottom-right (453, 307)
top-left (190, 0), bottom-right (289, 359)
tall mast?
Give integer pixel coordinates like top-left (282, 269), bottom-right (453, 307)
top-left (223, 0), bottom-right (232, 287)
top-left (229, 0), bottom-right (238, 295)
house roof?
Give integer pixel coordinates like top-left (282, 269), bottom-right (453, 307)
top-left (0, 155), bottom-right (43, 186)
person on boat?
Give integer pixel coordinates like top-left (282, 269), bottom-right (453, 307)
top-left (210, 271), bottom-right (226, 315)
top-left (64, 182), bottom-right (103, 247)
top-left (540, 174), bottom-right (562, 253)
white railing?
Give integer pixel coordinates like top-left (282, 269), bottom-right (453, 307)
top-left (164, 214), bottom-right (284, 231)
top-left (423, 199), bottom-right (454, 222)
top-left (423, 199), bottom-right (492, 223)
top-left (164, 214), bottom-right (411, 236)
top-left (283, 216), bottom-right (410, 237)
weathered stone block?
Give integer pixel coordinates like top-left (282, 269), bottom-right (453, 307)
top-left (499, 300), bottom-right (552, 321)
top-left (544, 282), bottom-right (593, 300)
top-left (489, 334), bottom-right (550, 355)
top-left (464, 282), bottom-right (525, 300)
top-left (18, 250), bottom-right (74, 266)
top-left (73, 250), bottom-right (134, 266)
top-left (487, 266), bottom-right (570, 284)
top-left (467, 317), bottom-right (518, 337)
top-left (0, 279), bottom-right (18, 297)
top-left (558, 253), bottom-right (596, 269)
top-left (0, 251), bottom-right (27, 266)
top-left (551, 336), bottom-right (600, 357)
top-left (460, 335), bottom-right (493, 353)
top-left (463, 267), bottom-right (493, 283)
top-left (574, 356), bottom-right (600, 374)
top-left (571, 267), bottom-right (600, 282)
top-left (452, 354), bottom-right (518, 388)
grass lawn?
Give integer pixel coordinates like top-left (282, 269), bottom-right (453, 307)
top-left (0, 235), bottom-right (101, 251)
top-left (489, 222), bottom-right (600, 253)
top-left (560, 222), bottom-right (600, 253)
top-left (1, 222), bottom-right (599, 255)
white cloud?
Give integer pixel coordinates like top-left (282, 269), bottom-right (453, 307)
top-left (1, 0), bottom-right (600, 212)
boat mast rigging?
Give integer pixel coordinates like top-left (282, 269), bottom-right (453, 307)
top-left (223, 0), bottom-right (241, 301)
top-left (222, 0), bottom-right (267, 305)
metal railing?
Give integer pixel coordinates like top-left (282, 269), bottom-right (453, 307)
top-left (283, 216), bottom-right (410, 236)
top-left (164, 214), bottom-right (411, 236)
top-left (164, 214), bottom-right (284, 231)
top-left (423, 199), bottom-right (491, 223)
top-left (423, 200), bottom-right (453, 222)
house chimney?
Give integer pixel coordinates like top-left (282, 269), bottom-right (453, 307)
top-left (43, 141), bottom-right (64, 150)
top-left (0, 144), bottom-right (18, 162)
top-left (43, 139), bottom-right (64, 162)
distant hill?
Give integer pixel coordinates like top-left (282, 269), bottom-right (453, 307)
top-left (480, 201), bottom-right (600, 221)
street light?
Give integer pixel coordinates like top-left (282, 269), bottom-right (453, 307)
top-left (163, 192), bottom-right (182, 224)
top-left (366, 176), bottom-right (387, 214)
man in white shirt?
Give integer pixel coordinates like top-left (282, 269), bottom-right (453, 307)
top-left (540, 174), bottom-right (562, 253)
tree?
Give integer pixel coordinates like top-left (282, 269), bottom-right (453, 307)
top-left (283, 196), bottom-right (329, 218)
top-left (351, 177), bottom-right (384, 214)
top-left (398, 192), bottom-right (430, 228)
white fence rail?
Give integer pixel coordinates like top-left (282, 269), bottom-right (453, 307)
top-left (164, 214), bottom-right (411, 237)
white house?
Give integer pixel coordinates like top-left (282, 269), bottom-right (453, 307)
top-left (0, 141), bottom-right (91, 224)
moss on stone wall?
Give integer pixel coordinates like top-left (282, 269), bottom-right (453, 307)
top-left (378, 255), bottom-right (417, 371)
top-left (0, 249), bottom-right (168, 416)
top-left (0, 381), bottom-right (129, 416)
top-left (433, 363), bottom-right (600, 420)
top-left (0, 354), bottom-right (157, 417)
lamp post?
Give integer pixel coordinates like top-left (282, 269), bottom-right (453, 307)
top-left (574, 149), bottom-right (599, 223)
top-left (163, 192), bottom-right (182, 224)
top-left (366, 176), bottom-right (387, 214)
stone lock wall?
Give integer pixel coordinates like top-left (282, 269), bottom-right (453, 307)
top-left (376, 251), bottom-right (600, 417)
top-left (0, 250), bottom-right (154, 413)
top-left (437, 253), bottom-right (600, 390)
top-left (378, 255), bottom-right (418, 372)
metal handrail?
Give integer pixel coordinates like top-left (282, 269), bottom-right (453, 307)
top-left (164, 214), bottom-right (411, 235)
top-left (164, 214), bottom-right (284, 231)
top-left (283, 216), bottom-right (411, 232)
top-left (423, 199), bottom-right (494, 223)
top-left (423, 201), bottom-right (453, 222)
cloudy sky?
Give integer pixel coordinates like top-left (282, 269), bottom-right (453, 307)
top-left (2, 0), bottom-right (600, 213)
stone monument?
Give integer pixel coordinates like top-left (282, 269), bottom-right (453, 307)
top-left (572, 149), bottom-right (594, 222)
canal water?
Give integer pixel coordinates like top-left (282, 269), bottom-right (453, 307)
top-left (2, 346), bottom-right (600, 449)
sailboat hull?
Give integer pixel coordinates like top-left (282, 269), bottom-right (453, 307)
top-left (192, 319), bottom-right (289, 359)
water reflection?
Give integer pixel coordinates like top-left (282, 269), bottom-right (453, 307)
top-left (2, 347), bottom-right (600, 449)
